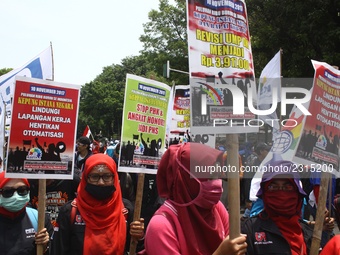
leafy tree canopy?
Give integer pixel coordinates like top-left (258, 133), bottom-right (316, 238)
top-left (0, 68), bottom-right (13, 76)
top-left (247, 0), bottom-right (340, 78)
top-left (139, 0), bottom-right (189, 85)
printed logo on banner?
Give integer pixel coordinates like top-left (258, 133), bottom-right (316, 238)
top-left (27, 148), bottom-right (43, 160)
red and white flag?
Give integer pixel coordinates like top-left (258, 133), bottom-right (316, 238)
top-left (82, 125), bottom-right (92, 138)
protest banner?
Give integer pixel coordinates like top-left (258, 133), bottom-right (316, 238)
top-left (186, 0), bottom-right (256, 238)
top-left (187, 0), bottom-right (257, 134)
top-left (5, 76), bottom-right (80, 179)
top-left (294, 61), bottom-right (340, 174)
top-left (119, 74), bottom-right (171, 174)
top-left (168, 85), bottom-right (191, 144)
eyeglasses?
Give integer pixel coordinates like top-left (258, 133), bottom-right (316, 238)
top-left (266, 183), bottom-right (295, 192)
top-left (77, 143), bottom-right (85, 147)
top-left (88, 173), bottom-right (114, 182)
top-left (0, 186), bottom-right (29, 198)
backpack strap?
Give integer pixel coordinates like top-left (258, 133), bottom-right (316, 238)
top-left (70, 198), bottom-right (77, 225)
top-left (26, 207), bottom-right (38, 232)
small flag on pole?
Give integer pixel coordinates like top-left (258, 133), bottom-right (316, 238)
top-left (83, 125), bottom-right (91, 138)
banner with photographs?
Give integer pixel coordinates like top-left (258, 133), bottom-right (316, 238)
top-left (168, 85), bottom-right (191, 145)
top-left (6, 77), bottom-right (80, 179)
top-left (119, 74), bottom-right (171, 174)
top-left (293, 61), bottom-right (340, 174)
top-left (187, 0), bottom-right (257, 134)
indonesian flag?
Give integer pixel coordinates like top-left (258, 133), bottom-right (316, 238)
top-left (83, 125), bottom-right (91, 138)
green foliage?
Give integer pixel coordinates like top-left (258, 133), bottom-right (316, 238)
top-left (139, 0), bottom-right (189, 85)
top-left (247, 0), bottom-right (340, 78)
top-left (0, 68), bottom-right (13, 76)
top-left (77, 55), bottom-right (159, 138)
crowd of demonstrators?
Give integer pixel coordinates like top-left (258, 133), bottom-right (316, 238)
top-left (3, 133), bottom-right (340, 255)
top-left (7, 146), bottom-right (28, 172)
top-left (220, 148), bottom-right (244, 209)
top-left (247, 142), bottom-right (271, 217)
top-left (141, 142), bottom-right (247, 255)
top-left (28, 173), bottom-right (80, 228)
top-left (0, 172), bottom-right (53, 255)
top-left (0, 135), bottom-right (144, 255)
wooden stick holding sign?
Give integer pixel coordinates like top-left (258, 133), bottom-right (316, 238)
top-left (129, 173), bottom-right (145, 255)
top-left (310, 171), bottom-right (329, 255)
top-left (327, 176), bottom-right (333, 241)
top-left (226, 134), bottom-right (240, 238)
top-left (36, 179), bottom-right (46, 255)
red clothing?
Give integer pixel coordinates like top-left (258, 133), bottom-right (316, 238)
top-left (77, 153), bottom-right (126, 255)
top-left (144, 201), bottom-right (229, 255)
top-left (149, 143), bottom-right (226, 254)
top-left (320, 235), bottom-right (340, 255)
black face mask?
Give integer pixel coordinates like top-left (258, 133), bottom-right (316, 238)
top-left (85, 183), bottom-right (116, 200)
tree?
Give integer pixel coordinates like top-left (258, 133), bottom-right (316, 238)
top-left (0, 68), bottom-right (13, 77)
top-left (139, 0), bottom-right (189, 85)
top-left (77, 55), bottom-right (158, 138)
top-left (247, 0), bottom-right (340, 78)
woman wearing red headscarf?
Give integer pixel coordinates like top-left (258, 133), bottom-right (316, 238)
top-left (142, 142), bottom-right (247, 255)
top-left (52, 153), bottom-right (127, 255)
top-left (0, 172), bottom-right (52, 254)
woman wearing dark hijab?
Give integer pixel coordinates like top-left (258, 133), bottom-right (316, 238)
top-left (142, 142), bottom-right (247, 255)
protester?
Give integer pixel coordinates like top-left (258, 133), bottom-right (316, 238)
top-left (141, 142), bottom-right (247, 255)
top-left (52, 153), bottom-right (143, 255)
top-left (105, 141), bottom-right (116, 159)
top-left (29, 172), bottom-right (80, 228)
top-left (318, 195), bottom-right (340, 254)
top-left (0, 172), bottom-right (53, 254)
top-left (74, 136), bottom-right (93, 176)
top-left (320, 235), bottom-right (340, 255)
top-left (242, 160), bottom-right (313, 255)
top-left (248, 142), bottom-right (271, 216)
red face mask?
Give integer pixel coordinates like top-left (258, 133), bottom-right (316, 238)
top-left (194, 179), bottom-right (223, 209)
top-left (263, 190), bottom-right (301, 217)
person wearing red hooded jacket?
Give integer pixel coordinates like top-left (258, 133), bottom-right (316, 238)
top-left (0, 172), bottom-right (53, 255)
top-left (141, 142), bottom-right (247, 255)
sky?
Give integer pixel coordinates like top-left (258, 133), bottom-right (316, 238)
top-left (0, 0), bottom-right (163, 86)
